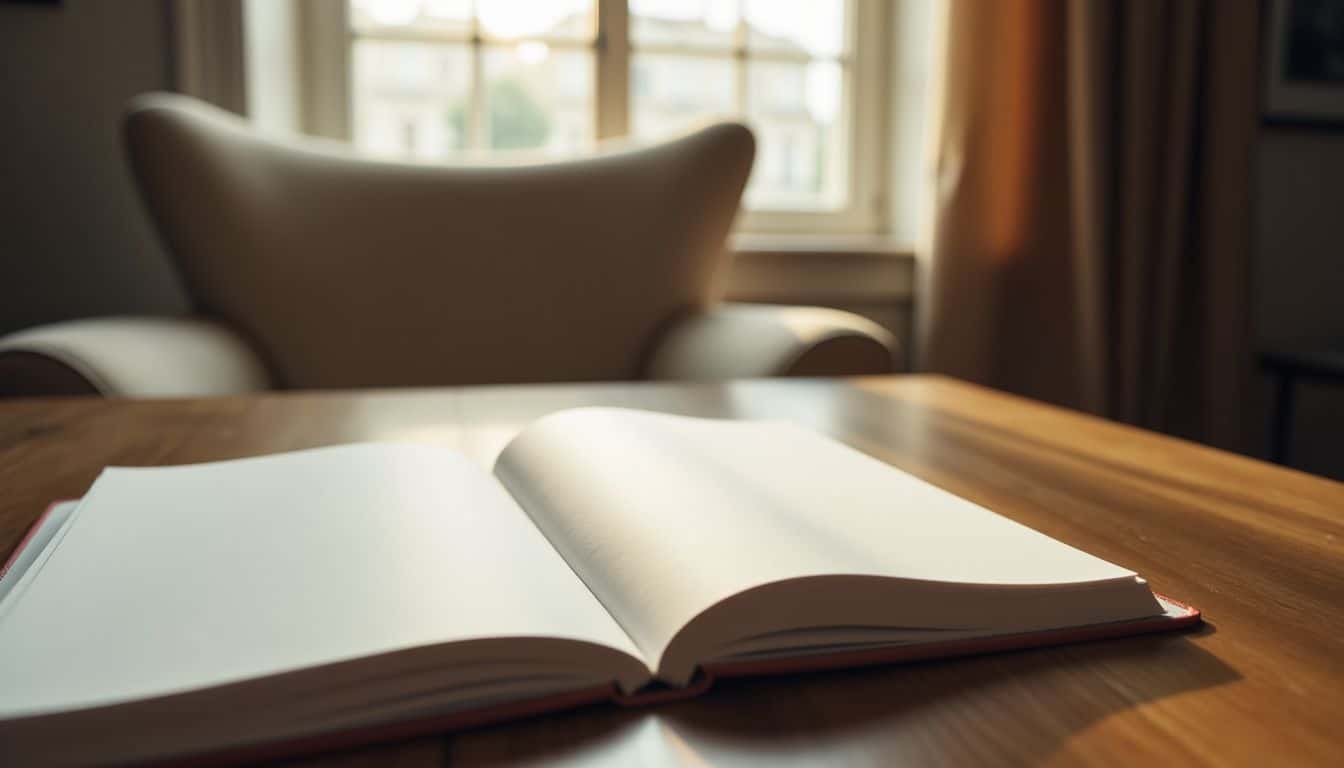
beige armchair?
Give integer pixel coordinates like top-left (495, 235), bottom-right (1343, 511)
top-left (0, 93), bottom-right (895, 398)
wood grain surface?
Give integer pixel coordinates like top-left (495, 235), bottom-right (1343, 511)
top-left (1, 375), bottom-right (1340, 766)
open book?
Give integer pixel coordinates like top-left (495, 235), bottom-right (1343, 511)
top-left (0, 408), bottom-right (1198, 765)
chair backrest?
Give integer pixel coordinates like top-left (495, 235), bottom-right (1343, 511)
top-left (124, 93), bottom-right (754, 388)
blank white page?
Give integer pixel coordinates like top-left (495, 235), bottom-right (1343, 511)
top-left (495, 409), bottom-right (1141, 664)
top-left (0, 445), bottom-right (640, 718)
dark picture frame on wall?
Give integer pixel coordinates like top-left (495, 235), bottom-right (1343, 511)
top-left (1264, 0), bottom-right (1344, 127)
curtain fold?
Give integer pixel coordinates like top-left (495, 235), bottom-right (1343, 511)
top-left (919, 0), bottom-right (1258, 451)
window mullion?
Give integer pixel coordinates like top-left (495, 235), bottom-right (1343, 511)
top-left (469, 2), bottom-right (485, 149)
top-left (734, 2), bottom-right (747, 116)
top-left (596, 0), bottom-right (629, 139)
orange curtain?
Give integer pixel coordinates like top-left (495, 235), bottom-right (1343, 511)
top-left (918, 0), bottom-right (1259, 450)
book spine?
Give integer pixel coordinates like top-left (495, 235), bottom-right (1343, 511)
top-left (610, 669), bottom-right (715, 707)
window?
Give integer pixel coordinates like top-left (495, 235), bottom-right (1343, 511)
top-left (628, 1), bottom-right (851, 214)
top-left (300, 0), bottom-right (896, 234)
top-left (349, 1), bottom-right (597, 158)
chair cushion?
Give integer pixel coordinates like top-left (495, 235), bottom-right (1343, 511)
top-left (124, 93), bottom-right (753, 388)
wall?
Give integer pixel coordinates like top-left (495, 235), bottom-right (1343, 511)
top-left (0, 0), bottom-right (188, 337)
top-left (1253, 128), bottom-right (1344, 480)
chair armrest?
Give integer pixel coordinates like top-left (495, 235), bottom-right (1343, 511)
top-left (645, 302), bottom-right (897, 380)
top-left (0, 317), bottom-right (273, 398)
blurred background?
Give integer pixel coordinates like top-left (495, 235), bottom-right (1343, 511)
top-left (1, 0), bottom-right (1342, 480)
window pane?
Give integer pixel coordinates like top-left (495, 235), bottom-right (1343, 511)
top-left (630, 53), bottom-right (735, 140)
top-left (350, 0), bottom-right (473, 35)
top-left (477, 0), bottom-right (594, 41)
top-left (484, 46), bottom-right (594, 154)
top-left (744, 59), bottom-right (847, 210)
top-left (352, 40), bottom-right (472, 159)
top-left (742, 0), bottom-right (845, 58)
top-left (631, 0), bottom-right (739, 50)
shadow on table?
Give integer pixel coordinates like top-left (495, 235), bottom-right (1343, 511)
top-left (443, 627), bottom-right (1236, 767)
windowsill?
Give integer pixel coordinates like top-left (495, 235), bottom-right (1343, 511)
top-left (726, 233), bottom-right (915, 305)
top-left (731, 232), bottom-right (914, 258)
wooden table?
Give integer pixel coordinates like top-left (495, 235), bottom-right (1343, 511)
top-left (1, 375), bottom-right (1341, 766)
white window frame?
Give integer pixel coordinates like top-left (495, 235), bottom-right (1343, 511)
top-left (294, 0), bottom-right (891, 236)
